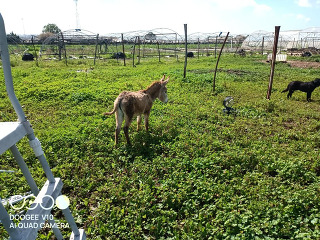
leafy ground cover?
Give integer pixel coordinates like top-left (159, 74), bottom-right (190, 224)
top-left (1, 54), bottom-right (320, 239)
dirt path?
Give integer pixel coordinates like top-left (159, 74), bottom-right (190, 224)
top-left (287, 61), bottom-right (320, 69)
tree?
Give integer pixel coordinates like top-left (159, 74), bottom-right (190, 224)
top-left (38, 32), bottom-right (54, 42)
top-left (7, 32), bottom-right (21, 44)
top-left (42, 23), bottom-right (61, 34)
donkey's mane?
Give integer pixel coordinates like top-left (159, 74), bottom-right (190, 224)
top-left (143, 81), bottom-right (162, 100)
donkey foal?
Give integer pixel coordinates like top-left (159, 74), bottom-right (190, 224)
top-left (104, 75), bottom-right (169, 145)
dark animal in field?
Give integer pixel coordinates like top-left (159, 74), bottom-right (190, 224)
top-left (187, 52), bottom-right (194, 57)
top-left (112, 52), bottom-right (125, 59)
top-left (22, 53), bottom-right (34, 61)
top-left (282, 78), bottom-right (320, 101)
top-left (104, 75), bottom-right (169, 145)
top-left (236, 49), bottom-right (246, 57)
top-left (302, 51), bottom-right (312, 57)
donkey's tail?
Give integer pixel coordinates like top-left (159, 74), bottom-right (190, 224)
top-left (104, 108), bottom-right (116, 115)
top-left (104, 99), bottom-right (120, 115)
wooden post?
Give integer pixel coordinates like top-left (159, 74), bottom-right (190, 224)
top-left (213, 32), bottom-right (229, 92)
top-left (214, 36), bottom-right (217, 58)
top-left (261, 36), bottom-right (265, 55)
top-left (266, 26), bottom-right (281, 100)
top-left (115, 42), bottom-right (119, 62)
top-left (207, 37), bottom-right (210, 56)
top-left (197, 38), bottom-right (200, 59)
top-left (132, 36), bottom-right (137, 67)
top-left (175, 34), bottom-right (178, 60)
top-left (183, 24), bottom-right (187, 78)
top-left (60, 31), bottom-right (67, 66)
top-left (58, 34), bottom-right (62, 61)
top-left (121, 33), bottom-right (126, 66)
top-left (138, 36), bottom-right (141, 64)
top-left (31, 35), bottom-right (39, 66)
top-left (94, 34), bottom-right (99, 65)
top-left (142, 38), bottom-right (146, 58)
top-left (157, 41), bottom-right (161, 62)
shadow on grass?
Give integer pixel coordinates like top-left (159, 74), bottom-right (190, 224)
top-left (116, 126), bottom-right (179, 163)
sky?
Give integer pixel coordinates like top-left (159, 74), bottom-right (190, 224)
top-left (0, 0), bottom-right (319, 36)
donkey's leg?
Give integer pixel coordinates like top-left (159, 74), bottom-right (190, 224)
top-left (144, 112), bottom-right (150, 132)
top-left (124, 114), bottom-right (133, 145)
top-left (137, 115), bottom-right (142, 131)
top-left (115, 110), bottom-right (124, 145)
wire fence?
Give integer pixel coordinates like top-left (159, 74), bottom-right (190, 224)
top-left (5, 27), bottom-right (320, 65)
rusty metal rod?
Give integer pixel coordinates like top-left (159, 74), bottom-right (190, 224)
top-left (266, 26), bottom-right (281, 100)
top-left (213, 32), bottom-right (229, 92)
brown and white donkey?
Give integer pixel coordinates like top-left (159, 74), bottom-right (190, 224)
top-left (104, 75), bottom-right (169, 145)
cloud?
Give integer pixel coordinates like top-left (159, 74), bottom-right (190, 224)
top-left (297, 0), bottom-right (312, 7)
top-left (297, 14), bottom-right (311, 22)
top-left (252, 3), bottom-right (272, 15)
top-left (211, 0), bottom-right (272, 15)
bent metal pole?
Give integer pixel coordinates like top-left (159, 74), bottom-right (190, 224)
top-left (213, 32), bottom-right (229, 92)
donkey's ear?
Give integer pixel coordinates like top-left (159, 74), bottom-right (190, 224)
top-left (160, 75), bottom-right (166, 81)
top-left (163, 76), bottom-right (169, 85)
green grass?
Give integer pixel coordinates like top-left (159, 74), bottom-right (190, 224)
top-left (1, 54), bottom-right (320, 239)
